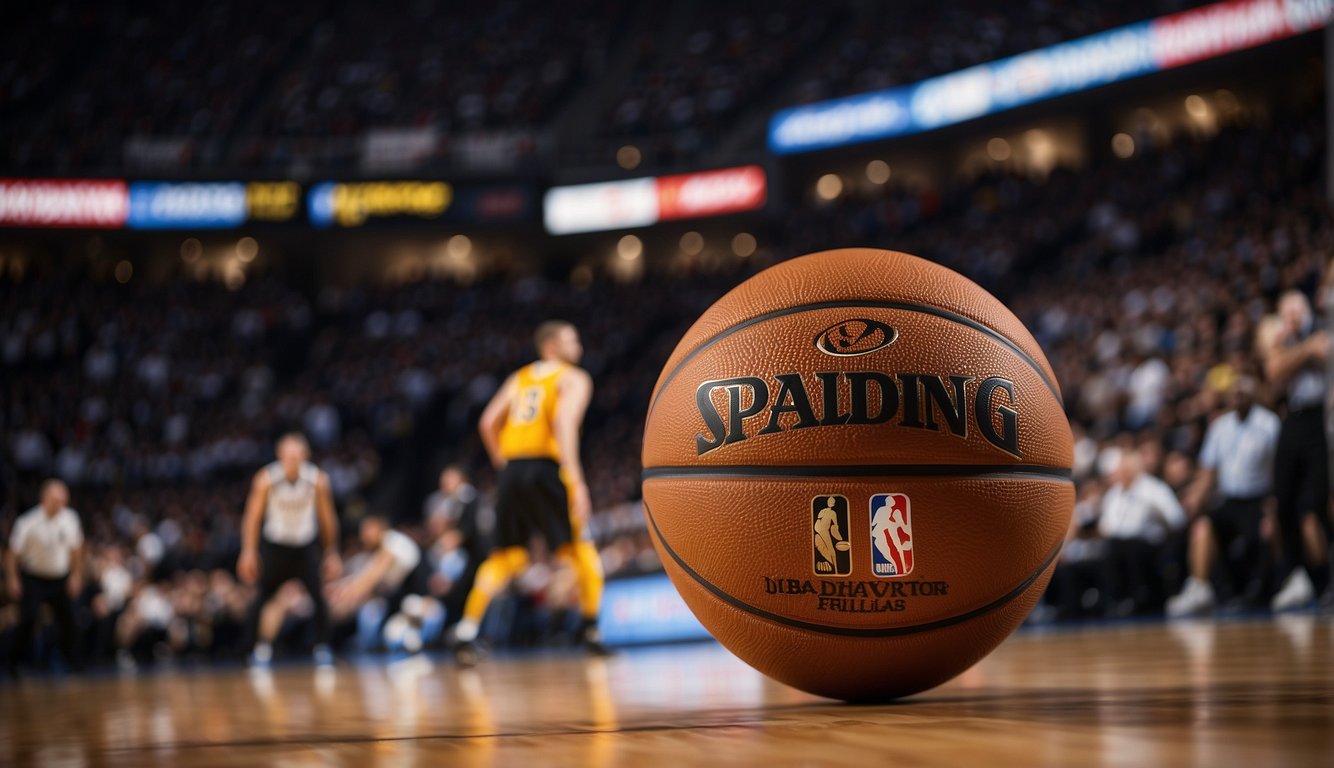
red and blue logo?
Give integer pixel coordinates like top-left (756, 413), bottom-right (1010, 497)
top-left (870, 493), bottom-right (914, 577)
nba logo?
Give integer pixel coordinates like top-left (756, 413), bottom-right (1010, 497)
top-left (811, 495), bottom-right (852, 576)
top-left (870, 494), bottom-right (914, 577)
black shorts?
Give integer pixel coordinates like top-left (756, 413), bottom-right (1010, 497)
top-left (258, 539), bottom-right (323, 600)
top-left (1207, 496), bottom-right (1263, 546)
top-left (494, 458), bottom-right (572, 550)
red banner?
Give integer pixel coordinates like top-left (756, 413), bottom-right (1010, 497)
top-left (656, 165), bottom-right (767, 221)
top-left (0, 179), bottom-right (129, 228)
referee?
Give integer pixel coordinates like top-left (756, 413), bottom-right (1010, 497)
top-left (1261, 291), bottom-right (1332, 611)
top-left (6, 479), bottom-right (85, 675)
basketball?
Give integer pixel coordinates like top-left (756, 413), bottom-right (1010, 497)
top-left (642, 248), bottom-right (1074, 701)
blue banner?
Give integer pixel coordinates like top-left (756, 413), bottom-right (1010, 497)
top-left (597, 573), bottom-right (711, 646)
top-left (127, 182), bottom-right (248, 229)
top-left (769, 0), bottom-right (1334, 154)
top-left (770, 22), bottom-right (1156, 154)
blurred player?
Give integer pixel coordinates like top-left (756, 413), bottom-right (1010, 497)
top-left (237, 433), bottom-right (341, 667)
top-left (451, 321), bottom-right (607, 665)
top-left (328, 515), bottom-right (440, 650)
top-left (7, 479), bottom-right (84, 675)
top-left (1260, 292), bottom-right (1332, 610)
top-left (423, 465), bottom-right (487, 627)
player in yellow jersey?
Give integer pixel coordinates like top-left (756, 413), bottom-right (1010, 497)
top-left (450, 320), bottom-right (608, 665)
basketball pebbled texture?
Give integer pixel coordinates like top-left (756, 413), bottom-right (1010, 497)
top-left (641, 249), bottom-right (1074, 701)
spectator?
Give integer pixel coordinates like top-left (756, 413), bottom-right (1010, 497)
top-left (1167, 376), bottom-right (1280, 616)
top-left (1098, 449), bottom-right (1186, 616)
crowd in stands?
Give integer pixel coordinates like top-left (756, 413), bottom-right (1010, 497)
top-left (2, 0), bottom-right (1211, 173)
top-left (599, 0), bottom-right (839, 166)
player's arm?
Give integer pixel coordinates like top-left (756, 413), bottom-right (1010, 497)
top-left (478, 373), bottom-right (518, 470)
top-left (67, 518), bottom-right (85, 597)
top-left (1262, 328), bottom-right (1330, 383)
top-left (554, 367), bottom-right (594, 522)
top-left (237, 469), bottom-right (270, 585)
top-left (5, 522), bottom-right (22, 601)
top-left (316, 472), bottom-right (342, 580)
top-left (68, 542), bottom-right (85, 597)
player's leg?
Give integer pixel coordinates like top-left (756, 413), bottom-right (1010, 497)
top-left (297, 542), bottom-right (333, 665)
top-left (9, 574), bottom-right (43, 673)
top-left (246, 541), bottom-right (292, 665)
top-left (47, 578), bottom-right (81, 672)
top-left (1298, 414), bottom-right (1331, 596)
top-left (547, 466), bottom-right (607, 654)
top-left (1271, 419), bottom-right (1313, 610)
top-left (1168, 516), bottom-right (1217, 617)
top-left (452, 463), bottom-right (530, 664)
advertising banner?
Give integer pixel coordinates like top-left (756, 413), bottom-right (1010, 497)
top-left (127, 182), bottom-right (248, 229)
top-left (0, 178), bottom-right (129, 228)
top-left (769, 0), bottom-right (1333, 154)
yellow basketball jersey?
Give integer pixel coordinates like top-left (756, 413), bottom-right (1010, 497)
top-left (498, 362), bottom-right (568, 461)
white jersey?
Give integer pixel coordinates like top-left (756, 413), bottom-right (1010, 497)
top-left (262, 461), bottom-right (321, 546)
top-left (10, 506), bottom-right (83, 579)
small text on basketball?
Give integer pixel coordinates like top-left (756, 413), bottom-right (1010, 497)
top-left (763, 577), bottom-right (950, 613)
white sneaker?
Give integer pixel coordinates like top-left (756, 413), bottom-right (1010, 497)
top-left (1271, 570), bottom-right (1315, 612)
top-left (249, 642), bottom-right (273, 669)
top-left (1167, 577), bottom-right (1216, 618)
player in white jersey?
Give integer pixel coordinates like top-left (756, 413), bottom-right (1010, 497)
top-left (237, 433), bottom-right (341, 667)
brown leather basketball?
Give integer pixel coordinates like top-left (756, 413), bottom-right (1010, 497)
top-left (641, 248), bottom-right (1074, 701)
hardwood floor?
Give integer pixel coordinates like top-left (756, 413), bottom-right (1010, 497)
top-left (1, 616), bottom-right (1330, 766)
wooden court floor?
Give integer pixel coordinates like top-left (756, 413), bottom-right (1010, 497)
top-left (1, 617), bottom-right (1331, 767)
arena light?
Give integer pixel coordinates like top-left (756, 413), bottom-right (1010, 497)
top-left (447, 234), bottom-right (472, 257)
top-left (236, 237), bottom-right (259, 263)
top-left (815, 174), bottom-right (843, 201)
top-left (1112, 133), bottom-right (1136, 158)
top-left (680, 231), bottom-right (705, 256)
top-left (769, 0), bottom-right (1333, 154)
top-left (617, 145), bottom-right (642, 170)
top-left (731, 232), bottom-right (757, 258)
top-left (617, 234), bottom-right (643, 261)
top-left (865, 160), bottom-right (891, 185)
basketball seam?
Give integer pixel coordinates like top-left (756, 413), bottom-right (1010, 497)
top-left (644, 499), bottom-right (1062, 638)
top-left (646, 299), bottom-right (1063, 422)
top-left (642, 464), bottom-right (1072, 481)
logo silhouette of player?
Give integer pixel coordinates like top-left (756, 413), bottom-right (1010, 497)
top-left (813, 496), bottom-right (850, 572)
top-left (871, 494), bottom-right (913, 575)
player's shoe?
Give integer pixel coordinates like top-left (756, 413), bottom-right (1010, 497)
top-left (248, 643), bottom-right (273, 669)
top-left (1167, 577), bottom-right (1215, 618)
top-left (452, 640), bottom-right (481, 668)
top-left (312, 644), bottom-right (334, 668)
top-left (1271, 570), bottom-right (1315, 612)
top-left (581, 620), bottom-right (613, 657)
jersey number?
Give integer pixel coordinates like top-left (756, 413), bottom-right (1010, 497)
top-left (512, 386), bottom-right (542, 424)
